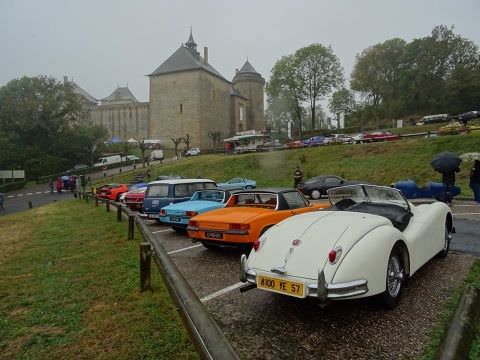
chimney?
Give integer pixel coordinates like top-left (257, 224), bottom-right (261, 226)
top-left (63, 76), bottom-right (68, 84)
top-left (203, 47), bottom-right (208, 64)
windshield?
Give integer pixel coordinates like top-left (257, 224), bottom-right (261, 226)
top-left (193, 190), bottom-right (226, 202)
top-left (146, 184), bottom-right (169, 197)
top-left (328, 184), bottom-right (409, 210)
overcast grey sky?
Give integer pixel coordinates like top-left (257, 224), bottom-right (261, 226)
top-left (1, 0), bottom-right (479, 102)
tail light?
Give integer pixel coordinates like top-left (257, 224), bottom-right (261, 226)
top-left (159, 209), bottom-right (166, 215)
top-left (253, 240), bottom-right (261, 252)
top-left (189, 220), bottom-right (199, 227)
top-left (229, 223), bottom-right (250, 230)
top-left (185, 211), bottom-right (198, 217)
top-left (328, 246), bottom-right (342, 264)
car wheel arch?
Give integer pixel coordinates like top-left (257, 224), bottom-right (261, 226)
top-left (392, 240), bottom-right (411, 278)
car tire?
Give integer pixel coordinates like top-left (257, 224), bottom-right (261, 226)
top-left (116, 194), bottom-right (121, 202)
top-left (380, 247), bottom-right (405, 309)
top-left (311, 189), bottom-right (321, 200)
top-left (437, 223), bottom-right (451, 258)
top-left (245, 185), bottom-right (252, 189)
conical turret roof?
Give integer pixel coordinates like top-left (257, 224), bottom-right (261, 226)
top-left (239, 60), bottom-right (260, 75)
top-left (101, 86), bottom-right (138, 104)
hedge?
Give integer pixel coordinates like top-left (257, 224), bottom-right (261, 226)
top-left (0, 180), bottom-right (27, 193)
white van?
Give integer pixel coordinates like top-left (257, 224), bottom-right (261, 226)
top-left (150, 150), bottom-right (164, 161)
top-left (94, 155), bottom-right (126, 167)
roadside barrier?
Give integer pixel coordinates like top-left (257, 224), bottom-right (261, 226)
top-left (435, 286), bottom-right (480, 360)
top-left (81, 192), bottom-right (239, 360)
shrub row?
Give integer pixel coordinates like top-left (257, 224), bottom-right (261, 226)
top-left (0, 180), bottom-right (27, 192)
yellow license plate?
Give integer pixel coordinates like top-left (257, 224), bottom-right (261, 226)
top-left (257, 274), bottom-right (305, 298)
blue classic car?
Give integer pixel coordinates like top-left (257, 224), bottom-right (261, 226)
top-left (394, 179), bottom-right (461, 200)
top-left (159, 189), bottom-right (235, 230)
top-left (216, 178), bottom-right (256, 190)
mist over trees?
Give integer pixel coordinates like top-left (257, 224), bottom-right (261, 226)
top-left (0, 76), bottom-right (107, 179)
top-left (266, 44), bottom-right (344, 139)
top-left (350, 25), bottom-right (480, 126)
top-left (266, 25), bottom-right (480, 135)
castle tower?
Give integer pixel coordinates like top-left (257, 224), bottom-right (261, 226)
top-left (232, 60), bottom-right (265, 131)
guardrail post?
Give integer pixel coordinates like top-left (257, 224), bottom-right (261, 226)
top-left (117, 205), bottom-right (122, 222)
top-left (128, 215), bottom-right (135, 240)
top-left (95, 196), bottom-right (99, 206)
top-left (28, 201), bottom-right (33, 209)
top-left (106, 200), bottom-right (110, 212)
top-left (140, 243), bottom-right (152, 292)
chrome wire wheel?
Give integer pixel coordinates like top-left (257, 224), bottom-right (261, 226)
top-left (387, 255), bottom-right (404, 298)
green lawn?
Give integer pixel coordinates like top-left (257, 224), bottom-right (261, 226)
top-left (106, 131), bottom-right (480, 198)
top-left (0, 201), bottom-right (198, 359)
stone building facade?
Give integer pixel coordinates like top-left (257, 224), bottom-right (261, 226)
top-left (77, 31), bottom-right (265, 149)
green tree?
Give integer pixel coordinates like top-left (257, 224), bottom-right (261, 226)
top-left (329, 88), bottom-right (356, 126)
top-left (295, 44), bottom-right (344, 130)
top-left (350, 38), bottom-right (407, 118)
top-left (266, 54), bottom-right (306, 139)
top-left (0, 76), bottom-right (106, 178)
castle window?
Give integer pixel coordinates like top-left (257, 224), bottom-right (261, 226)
top-left (180, 104), bottom-right (183, 113)
top-left (239, 104), bottom-right (244, 122)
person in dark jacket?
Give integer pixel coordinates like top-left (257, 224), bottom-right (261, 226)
top-left (442, 167), bottom-right (460, 204)
top-left (293, 165), bottom-right (303, 188)
top-left (469, 159), bottom-right (480, 203)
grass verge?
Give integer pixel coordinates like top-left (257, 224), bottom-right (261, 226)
top-left (0, 200), bottom-right (198, 359)
top-left (421, 258), bottom-right (480, 359)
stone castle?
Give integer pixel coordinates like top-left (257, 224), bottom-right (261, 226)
top-left (76, 31), bottom-right (265, 149)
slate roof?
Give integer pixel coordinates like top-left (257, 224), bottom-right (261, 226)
top-left (148, 46), bottom-right (229, 83)
top-left (71, 80), bottom-right (98, 105)
top-left (239, 60), bottom-right (260, 75)
top-left (101, 87), bottom-right (138, 103)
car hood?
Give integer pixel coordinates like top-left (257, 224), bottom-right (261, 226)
top-left (249, 211), bottom-right (390, 280)
top-left (163, 200), bottom-right (223, 214)
top-left (194, 207), bottom-right (272, 226)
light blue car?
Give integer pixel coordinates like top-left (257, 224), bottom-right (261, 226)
top-left (159, 189), bottom-right (235, 230)
top-left (216, 178), bottom-right (256, 190)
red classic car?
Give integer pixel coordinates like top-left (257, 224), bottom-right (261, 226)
top-left (286, 141), bottom-right (307, 149)
top-left (123, 187), bottom-right (147, 211)
top-left (96, 183), bottom-right (129, 201)
top-left (363, 131), bottom-right (400, 142)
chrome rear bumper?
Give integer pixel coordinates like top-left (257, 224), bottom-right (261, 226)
top-left (240, 255), bottom-right (368, 300)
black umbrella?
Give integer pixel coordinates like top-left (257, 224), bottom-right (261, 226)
top-left (431, 152), bottom-right (462, 174)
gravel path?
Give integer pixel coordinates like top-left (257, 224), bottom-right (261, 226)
top-left (206, 253), bottom-right (475, 359)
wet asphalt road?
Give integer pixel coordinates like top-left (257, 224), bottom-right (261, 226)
top-left (144, 203), bottom-right (480, 359)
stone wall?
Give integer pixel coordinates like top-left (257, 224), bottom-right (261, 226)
top-left (149, 69), bottom-right (231, 150)
top-left (233, 74), bottom-right (265, 131)
top-left (87, 102), bottom-right (149, 140)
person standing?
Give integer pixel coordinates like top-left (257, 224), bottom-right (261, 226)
top-left (48, 177), bottom-right (54, 193)
top-left (293, 165), bottom-right (304, 188)
top-left (469, 159), bottom-right (480, 203)
top-left (442, 167), bottom-right (460, 205)
top-left (0, 192), bottom-right (5, 210)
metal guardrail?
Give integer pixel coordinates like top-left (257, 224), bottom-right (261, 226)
top-left (80, 192), bottom-right (239, 360)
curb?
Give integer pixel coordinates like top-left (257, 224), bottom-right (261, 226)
top-left (435, 286), bottom-right (480, 360)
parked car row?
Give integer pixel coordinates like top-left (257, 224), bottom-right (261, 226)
top-left (94, 172), bottom-right (455, 310)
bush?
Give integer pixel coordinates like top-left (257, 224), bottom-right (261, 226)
top-left (0, 180), bottom-right (27, 192)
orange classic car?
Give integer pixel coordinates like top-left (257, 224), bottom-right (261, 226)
top-left (96, 183), bottom-right (129, 201)
top-left (187, 188), bottom-right (329, 249)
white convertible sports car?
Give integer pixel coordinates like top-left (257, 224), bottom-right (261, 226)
top-left (240, 184), bottom-right (453, 308)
